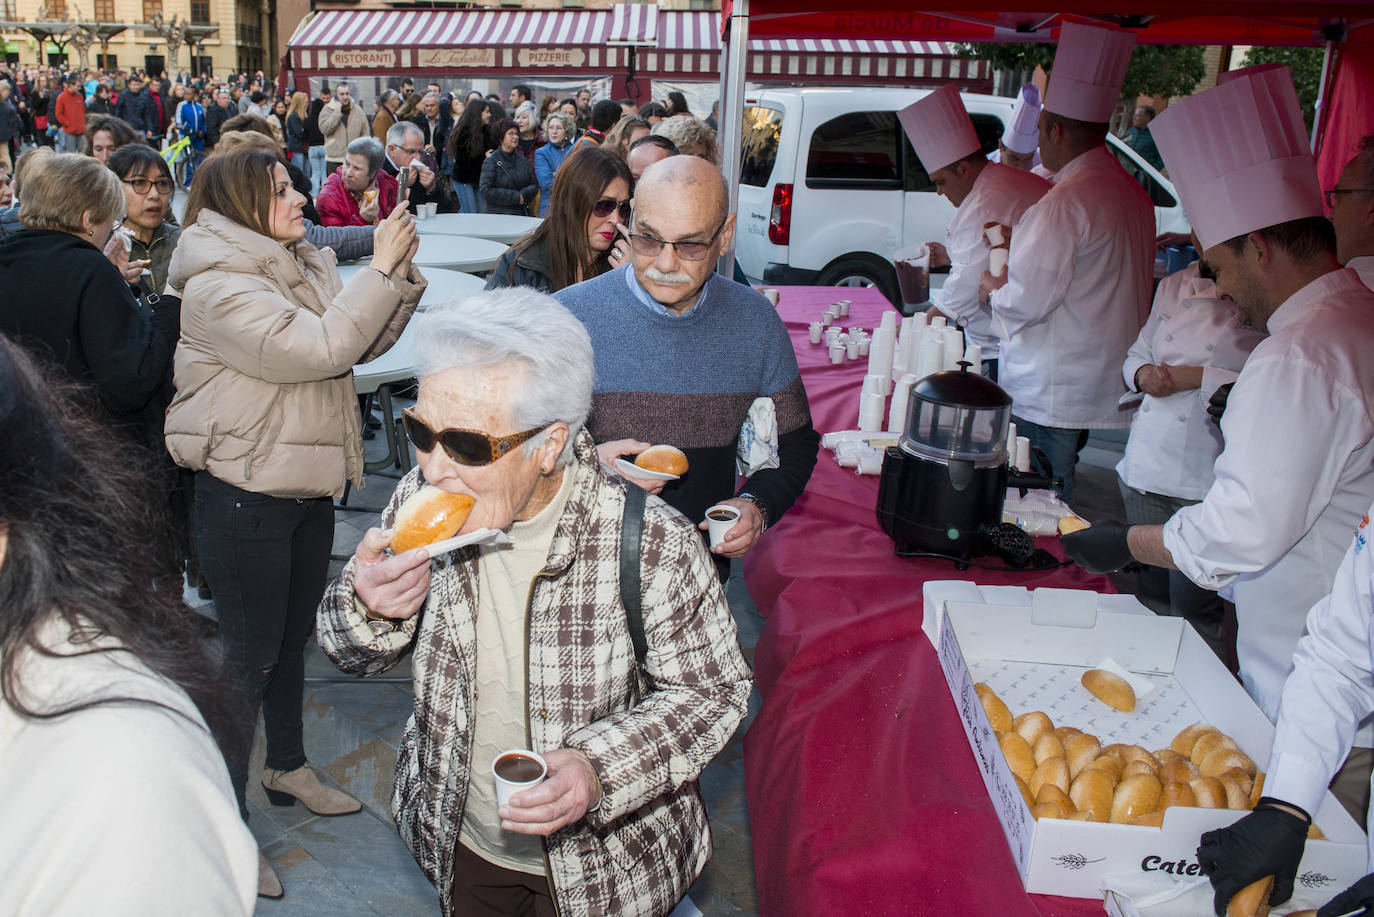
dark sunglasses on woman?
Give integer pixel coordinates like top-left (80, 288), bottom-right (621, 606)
top-left (402, 408), bottom-right (546, 466)
top-left (591, 198), bottom-right (632, 221)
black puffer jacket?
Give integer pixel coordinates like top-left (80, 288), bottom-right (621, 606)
top-left (483, 234), bottom-right (553, 294)
top-left (478, 148), bottom-right (536, 216)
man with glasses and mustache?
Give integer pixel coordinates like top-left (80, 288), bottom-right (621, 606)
top-left (557, 155), bottom-right (819, 579)
top-left (382, 120), bottom-right (452, 215)
top-left (1327, 134), bottom-right (1374, 289)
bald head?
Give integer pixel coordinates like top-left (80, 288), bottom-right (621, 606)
top-left (634, 155), bottom-right (729, 225)
top-left (1332, 137), bottom-right (1374, 265)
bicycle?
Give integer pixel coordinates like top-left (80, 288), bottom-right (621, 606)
top-left (161, 133), bottom-right (205, 189)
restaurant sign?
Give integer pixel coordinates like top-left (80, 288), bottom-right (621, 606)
top-left (416, 48), bottom-right (497, 68)
top-left (517, 48), bottom-right (586, 67)
top-left (330, 49), bottom-right (396, 69)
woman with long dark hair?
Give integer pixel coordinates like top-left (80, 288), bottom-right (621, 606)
top-left (445, 98), bottom-right (492, 214)
top-left (485, 146), bottom-right (630, 294)
top-left (0, 336), bottom-right (257, 913)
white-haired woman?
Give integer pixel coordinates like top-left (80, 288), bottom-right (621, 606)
top-left (316, 135), bottom-right (397, 226)
top-left (316, 288), bottom-right (752, 917)
top-left (533, 111), bottom-right (575, 218)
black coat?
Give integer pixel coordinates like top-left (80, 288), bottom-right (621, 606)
top-left (0, 229), bottom-right (180, 440)
top-left (484, 235), bottom-right (554, 294)
top-left (205, 101), bottom-right (233, 147)
top-left (410, 112), bottom-right (451, 168)
top-left (86, 96), bottom-right (115, 116)
top-left (305, 97), bottom-right (326, 146)
top-left (113, 87), bottom-right (159, 137)
top-left (479, 149), bottom-right (536, 216)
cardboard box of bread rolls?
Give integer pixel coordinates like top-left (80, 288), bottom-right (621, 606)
top-left (921, 582), bottom-right (1367, 902)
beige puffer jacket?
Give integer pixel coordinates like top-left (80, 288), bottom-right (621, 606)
top-left (164, 209), bottom-right (425, 499)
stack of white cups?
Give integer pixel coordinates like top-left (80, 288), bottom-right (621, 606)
top-left (942, 326), bottom-right (964, 371)
top-left (887, 373), bottom-right (917, 433)
top-left (963, 343), bottom-right (982, 371)
top-left (915, 332), bottom-right (944, 380)
top-left (857, 374), bottom-right (887, 431)
top-left (1015, 436), bottom-right (1031, 472)
top-left (1006, 421), bottom-right (1017, 464)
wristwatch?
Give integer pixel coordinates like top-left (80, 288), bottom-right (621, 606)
top-left (736, 492), bottom-right (770, 532)
top-left (357, 599), bottom-right (402, 636)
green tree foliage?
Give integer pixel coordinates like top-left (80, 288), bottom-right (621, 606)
top-left (1240, 46), bottom-right (1324, 131)
top-left (961, 41), bottom-right (1206, 103)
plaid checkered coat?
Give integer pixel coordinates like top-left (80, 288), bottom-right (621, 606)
top-left (316, 432), bottom-right (752, 916)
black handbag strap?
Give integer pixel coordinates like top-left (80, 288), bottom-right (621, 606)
top-left (619, 483), bottom-right (648, 667)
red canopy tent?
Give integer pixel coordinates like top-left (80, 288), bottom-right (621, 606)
top-left (715, 0), bottom-right (1374, 270)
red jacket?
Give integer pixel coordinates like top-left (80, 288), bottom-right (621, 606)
top-left (315, 170), bottom-right (398, 227)
top-left (55, 89), bottom-right (86, 135)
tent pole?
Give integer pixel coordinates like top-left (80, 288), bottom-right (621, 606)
top-left (717, 0), bottom-right (749, 279)
top-left (1310, 38), bottom-right (1335, 151)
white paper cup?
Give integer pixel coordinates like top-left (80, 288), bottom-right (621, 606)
top-left (1016, 436), bottom-right (1032, 473)
top-left (705, 503), bottom-right (740, 547)
top-left (427, 202), bottom-right (439, 218)
top-left (829, 343), bottom-right (845, 364)
top-left (837, 300), bottom-right (851, 317)
top-left (762, 287), bottom-right (780, 306)
top-left (846, 338), bottom-right (860, 360)
top-left (493, 749), bottom-right (547, 808)
top-left (858, 338), bottom-right (870, 356)
top-left (984, 223), bottom-right (1006, 246)
top-left (989, 247), bottom-right (1009, 276)
top-left (809, 325), bottom-right (822, 344)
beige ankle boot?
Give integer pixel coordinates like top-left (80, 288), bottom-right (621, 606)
top-left (262, 763), bottom-right (362, 816)
top-left (258, 850), bottom-right (284, 899)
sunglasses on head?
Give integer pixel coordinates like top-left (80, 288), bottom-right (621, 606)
top-left (401, 408), bottom-right (545, 466)
top-left (591, 198), bottom-right (632, 221)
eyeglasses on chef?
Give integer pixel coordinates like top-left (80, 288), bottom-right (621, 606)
top-left (401, 408), bottom-right (546, 466)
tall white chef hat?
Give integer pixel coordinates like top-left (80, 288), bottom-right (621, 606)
top-left (899, 83), bottom-right (982, 174)
top-left (1002, 83), bottom-right (1041, 155)
top-left (1152, 65), bottom-right (1323, 252)
top-left (1044, 21), bottom-right (1137, 125)
top-left (1215, 62), bottom-right (1286, 87)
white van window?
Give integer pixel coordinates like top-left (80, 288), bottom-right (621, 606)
top-left (741, 105), bottom-right (784, 188)
top-left (806, 112), bottom-right (903, 189)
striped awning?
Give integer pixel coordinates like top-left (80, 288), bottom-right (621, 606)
top-left (286, 6), bottom-right (990, 86)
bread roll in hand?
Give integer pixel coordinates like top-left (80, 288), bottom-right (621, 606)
top-left (389, 486), bottom-right (476, 554)
top-left (634, 444), bottom-right (689, 476)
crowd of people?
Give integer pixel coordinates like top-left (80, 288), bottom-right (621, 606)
top-left (6, 22), bottom-right (1374, 917)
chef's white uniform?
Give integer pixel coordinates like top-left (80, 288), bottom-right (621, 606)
top-left (936, 162), bottom-right (1051, 352)
top-left (1349, 254), bottom-right (1374, 289)
top-left (1268, 504), bottom-right (1374, 864)
top-left (1117, 263), bottom-right (1266, 500)
top-left (1163, 268), bottom-right (1374, 744)
top-left (989, 147), bottom-right (1043, 171)
top-left (990, 145), bottom-right (1155, 430)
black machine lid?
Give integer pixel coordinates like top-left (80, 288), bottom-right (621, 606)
top-left (911, 365), bottom-right (1012, 409)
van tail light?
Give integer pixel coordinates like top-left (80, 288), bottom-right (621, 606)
top-left (769, 183), bottom-right (793, 245)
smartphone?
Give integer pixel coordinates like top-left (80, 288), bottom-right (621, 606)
top-left (399, 166), bottom-right (413, 206)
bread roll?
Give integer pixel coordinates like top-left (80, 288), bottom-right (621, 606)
top-left (390, 486), bottom-right (477, 554)
top-left (1036, 784), bottom-right (1075, 813)
top-left (1160, 781), bottom-right (1196, 810)
top-left (1201, 749), bottom-right (1258, 779)
top-left (975, 683), bottom-right (1014, 732)
top-left (1065, 809), bottom-right (1096, 822)
top-left (634, 444), bottom-right (688, 475)
top-left (1191, 731), bottom-right (1240, 765)
top-left (1013, 711), bottom-right (1054, 746)
top-left (1014, 775), bottom-right (1035, 809)
top-left (1082, 669), bottom-right (1136, 712)
top-left (1119, 746), bottom-right (1161, 770)
top-left (1059, 515), bottom-right (1090, 535)
top-left (1033, 732), bottom-right (1066, 765)
top-left (1221, 775), bottom-right (1252, 810)
top-left (1191, 776), bottom-right (1226, 808)
top-left (1227, 875), bottom-right (1273, 917)
top-left (1001, 733), bottom-right (1037, 783)
top-left (1082, 754), bottom-right (1124, 781)
top-left (1153, 748), bottom-right (1182, 764)
top-left (1065, 733), bottom-right (1102, 779)
top-left (1054, 726), bottom-right (1084, 742)
top-left (1129, 810), bottom-right (1166, 828)
top-left (1110, 774), bottom-right (1162, 824)
top-left (1219, 768), bottom-right (1254, 798)
top-left (1031, 801), bottom-right (1066, 821)
top-left (1070, 769), bottom-right (1115, 822)
top-left (1122, 760), bottom-right (1158, 780)
top-left (1030, 756), bottom-right (1070, 798)
top-left (1159, 756), bottom-right (1201, 785)
top-left (1172, 723), bottom-right (1221, 757)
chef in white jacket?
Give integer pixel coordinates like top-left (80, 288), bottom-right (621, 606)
top-left (1195, 506), bottom-right (1374, 916)
top-left (981, 21), bottom-right (1155, 502)
top-left (1062, 65), bottom-right (1374, 821)
top-left (898, 85), bottom-right (1051, 379)
top-left (988, 83), bottom-right (1043, 172)
top-left (1117, 250), bottom-right (1265, 665)
top-left (1329, 135), bottom-right (1374, 288)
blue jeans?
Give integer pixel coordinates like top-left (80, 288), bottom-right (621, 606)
top-left (454, 181), bottom-right (480, 214)
top-left (1012, 415), bottom-right (1087, 504)
top-left (308, 145), bottom-right (327, 196)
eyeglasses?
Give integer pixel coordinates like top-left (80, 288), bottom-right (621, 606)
top-left (627, 218), bottom-right (727, 262)
top-left (124, 177), bottom-right (174, 195)
top-left (401, 408), bottom-right (545, 466)
top-left (591, 198), bottom-right (632, 221)
top-left (1325, 188), bottom-right (1374, 207)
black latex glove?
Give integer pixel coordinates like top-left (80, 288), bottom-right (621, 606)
top-left (1060, 521), bottom-right (1134, 574)
top-left (1197, 797), bottom-right (1311, 916)
top-left (1320, 874), bottom-right (1374, 917)
top-left (1207, 382), bottom-right (1234, 424)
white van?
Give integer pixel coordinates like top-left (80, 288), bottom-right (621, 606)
top-left (735, 87), bottom-right (1189, 304)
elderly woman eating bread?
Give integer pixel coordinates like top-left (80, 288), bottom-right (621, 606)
top-left (316, 287), bottom-right (752, 917)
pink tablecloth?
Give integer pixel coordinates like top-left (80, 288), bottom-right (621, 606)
top-left (742, 287), bottom-right (1111, 917)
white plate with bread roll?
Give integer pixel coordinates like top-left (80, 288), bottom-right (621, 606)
top-left (614, 444), bottom-right (688, 482)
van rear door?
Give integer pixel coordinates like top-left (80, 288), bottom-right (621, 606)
top-left (735, 101), bottom-right (788, 284)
